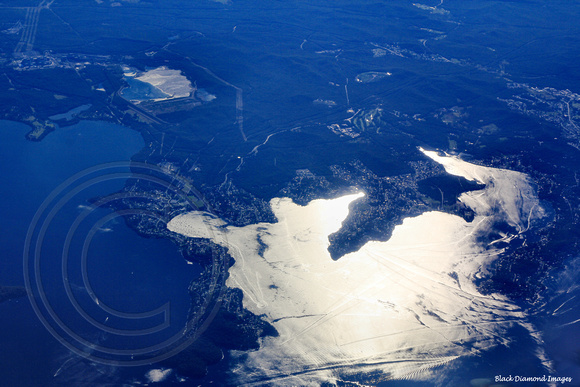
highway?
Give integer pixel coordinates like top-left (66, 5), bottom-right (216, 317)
top-left (13, 0), bottom-right (53, 54)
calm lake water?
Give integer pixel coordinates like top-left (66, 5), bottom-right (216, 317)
top-left (0, 120), bottom-right (200, 385)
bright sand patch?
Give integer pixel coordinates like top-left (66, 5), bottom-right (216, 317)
top-left (135, 66), bottom-right (193, 99)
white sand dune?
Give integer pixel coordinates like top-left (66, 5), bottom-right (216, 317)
top-left (145, 368), bottom-right (172, 383)
top-left (167, 149), bottom-right (548, 385)
top-left (135, 66), bottom-right (193, 99)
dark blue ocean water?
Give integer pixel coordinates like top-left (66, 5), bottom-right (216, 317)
top-left (0, 121), bottom-right (200, 386)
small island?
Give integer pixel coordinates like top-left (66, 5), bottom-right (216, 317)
top-left (24, 116), bottom-right (57, 141)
